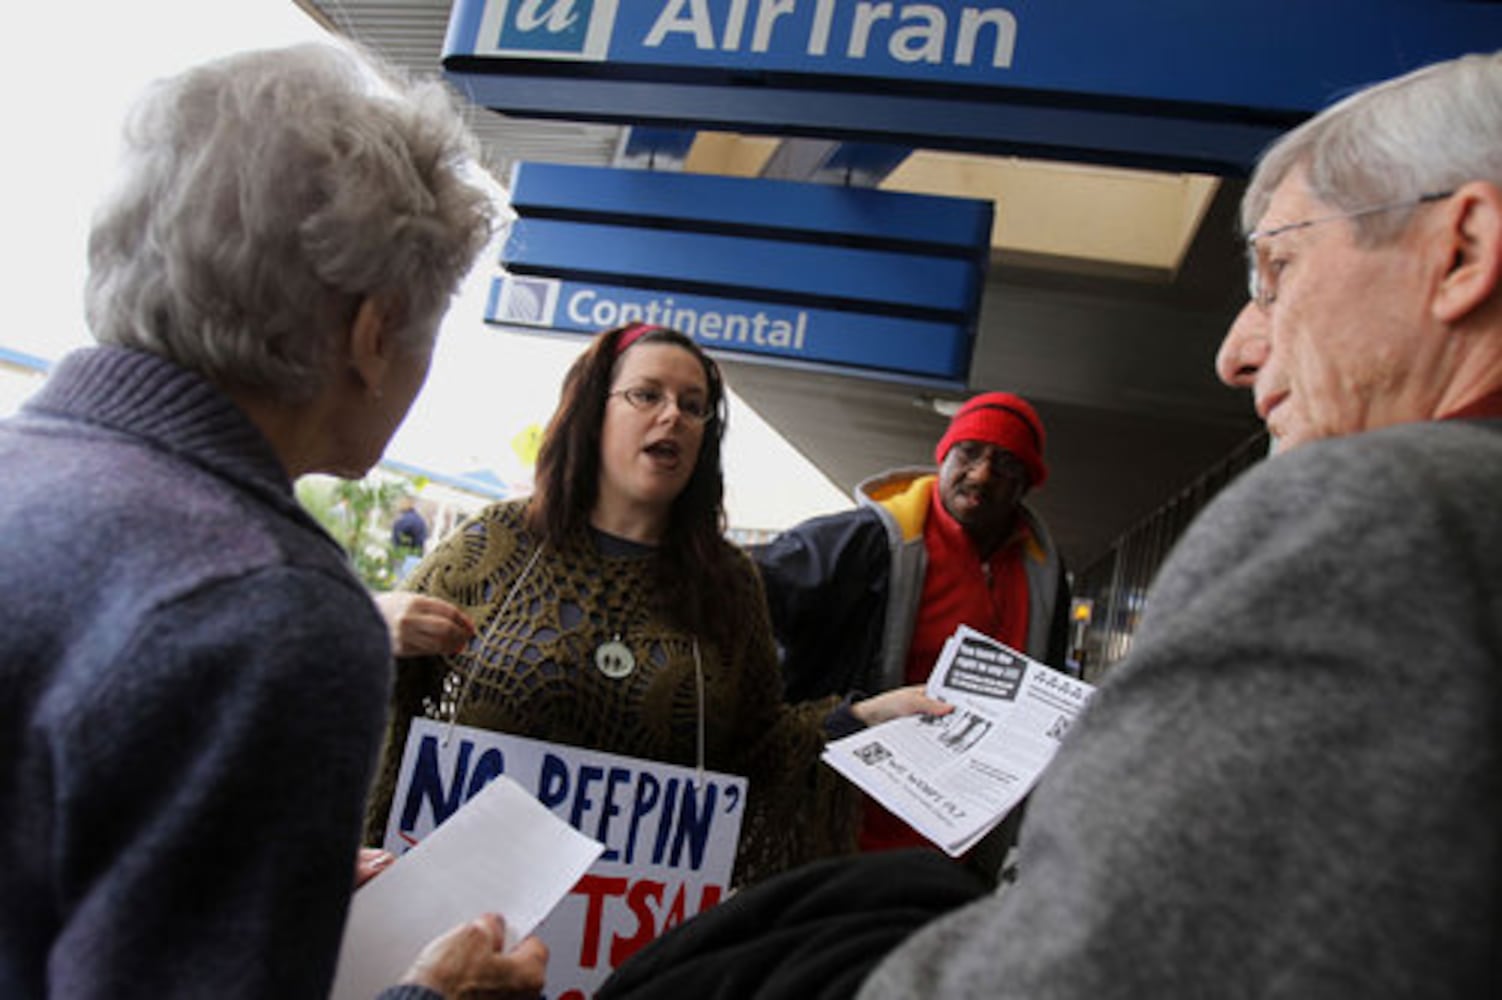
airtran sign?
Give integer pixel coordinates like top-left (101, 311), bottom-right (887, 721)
top-left (457, 0), bottom-right (1017, 78)
top-left (447, 1), bottom-right (1499, 174)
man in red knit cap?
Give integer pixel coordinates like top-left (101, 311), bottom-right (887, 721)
top-left (753, 390), bottom-right (1068, 877)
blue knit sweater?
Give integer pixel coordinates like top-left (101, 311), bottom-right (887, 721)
top-left (0, 347), bottom-right (428, 998)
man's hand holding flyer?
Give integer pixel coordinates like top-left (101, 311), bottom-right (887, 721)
top-left (822, 626), bottom-right (1095, 855)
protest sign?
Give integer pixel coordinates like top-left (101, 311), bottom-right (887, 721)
top-left (383, 720), bottom-right (747, 999)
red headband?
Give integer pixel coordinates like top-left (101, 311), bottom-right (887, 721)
top-left (615, 323), bottom-right (664, 355)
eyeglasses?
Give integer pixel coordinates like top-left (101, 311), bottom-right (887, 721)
top-left (609, 384), bottom-right (714, 424)
top-left (1246, 190), bottom-right (1453, 309)
top-left (949, 441), bottom-right (1027, 481)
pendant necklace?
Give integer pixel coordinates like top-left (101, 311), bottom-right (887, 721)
top-left (594, 635), bottom-right (636, 679)
top-left (593, 566), bottom-right (637, 679)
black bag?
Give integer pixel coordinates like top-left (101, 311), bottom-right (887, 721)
top-left (597, 849), bottom-right (989, 1000)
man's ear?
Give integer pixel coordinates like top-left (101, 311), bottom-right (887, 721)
top-left (347, 296), bottom-right (396, 398)
top-left (1433, 181), bottom-right (1502, 324)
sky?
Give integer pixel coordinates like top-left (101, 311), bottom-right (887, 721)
top-left (2, 1), bottom-right (326, 361)
top-left (0, 1), bottom-right (849, 532)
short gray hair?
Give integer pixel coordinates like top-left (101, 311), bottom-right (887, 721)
top-left (85, 41), bottom-right (498, 401)
top-left (1245, 50), bottom-right (1502, 243)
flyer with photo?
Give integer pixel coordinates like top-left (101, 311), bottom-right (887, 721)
top-left (822, 626), bottom-right (1094, 855)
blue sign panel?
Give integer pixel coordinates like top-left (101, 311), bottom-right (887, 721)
top-left (489, 161), bottom-right (991, 386)
top-left (449, 1), bottom-right (1501, 111)
top-left (509, 161), bottom-right (991, 252)
top-left (486, 274), bottom-right (973, 384)
top-left (445, 1), bottom-right (1502, 173)
top-left (504, 217), bottom-right (980, 316)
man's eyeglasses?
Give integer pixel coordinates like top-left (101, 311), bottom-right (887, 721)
top-left (1245, 190), bottom-right (1453, 309)
top-left (949, 441), bottom-right (1027, 481)
top-left (609, 385), bottom-right (714, 424)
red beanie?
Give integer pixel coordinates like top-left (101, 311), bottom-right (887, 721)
top-left (934, 392), bottom-right (1048, 488)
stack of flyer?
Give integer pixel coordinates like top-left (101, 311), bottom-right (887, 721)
top-left (822, 625), bottom-right (1095, 856)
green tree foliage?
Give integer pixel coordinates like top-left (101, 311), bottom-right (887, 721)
top-left (295, 472), bottom-right (420, 592)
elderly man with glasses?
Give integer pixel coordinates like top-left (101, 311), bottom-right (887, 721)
top-left (597, 49), bottom-right (1502, 1000)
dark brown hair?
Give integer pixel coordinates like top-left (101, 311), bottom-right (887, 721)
top-left (527, 324), bottom-right (744, 648)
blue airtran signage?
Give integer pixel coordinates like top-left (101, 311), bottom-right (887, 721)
top-left (460, 0), bottom-right (1019, 75)
top-left (489, 162), bottom-right (991, 386)
top-left (445, 1), bottom-right (1501, 173)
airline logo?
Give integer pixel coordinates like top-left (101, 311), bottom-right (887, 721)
top-left (492, 275), bottom-right (560, 326)
top-left (474, 0), bottom-right (618, 60)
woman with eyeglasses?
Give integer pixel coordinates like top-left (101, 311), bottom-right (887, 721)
top-left (366, 323), bottom-right (946, 885)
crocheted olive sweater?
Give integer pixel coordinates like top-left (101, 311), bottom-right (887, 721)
top-left (366, 499), bottom-right (859, 885)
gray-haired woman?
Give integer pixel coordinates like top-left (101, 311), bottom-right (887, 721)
top-left (0, 41), bottom-right (544, 999)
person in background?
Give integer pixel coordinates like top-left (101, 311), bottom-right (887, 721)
top-left (0, 42), bottom-right (546, 999)
top-left (598, 48), bottom-right (1502, 1000)
top-left (368, 323), bottom-right (947, 885)
top-left (392, 495), bottom-right (430, 553)
top-left (392, 494), bottom-right (431, 579)
top-left (752, 391), bottom-right (1069, 870)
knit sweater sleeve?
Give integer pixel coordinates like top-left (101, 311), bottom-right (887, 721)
top-left (721, 547), bottom-right (862, 886)
top-left (46, 566), bottom-right (391, 999)
top-left (360, 501), bottom-right (507, 846)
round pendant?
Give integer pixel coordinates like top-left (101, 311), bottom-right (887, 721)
top-left (594, 638), bottom-right (636, 679)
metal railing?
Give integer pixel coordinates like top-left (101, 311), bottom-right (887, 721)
top-left (1072, 429), bottom-right (1268, 683)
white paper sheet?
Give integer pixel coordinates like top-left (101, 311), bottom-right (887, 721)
top-left (329, 775), bottom-right (604, 1000)
top-left (823, 627), bottom-right (1094, 855)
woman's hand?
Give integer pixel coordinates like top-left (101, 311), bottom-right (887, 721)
top-left (374, 592), bottom-right (476, 658)
top-left (354, 847), bottom-right (394, 888)
top-left (850, 685), bottom-right (953, 726)
top-left (400, 913), bottom-right (549, 1000)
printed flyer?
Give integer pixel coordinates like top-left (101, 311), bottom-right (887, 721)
top-left (823, 626), bottom-right (1094, 855)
